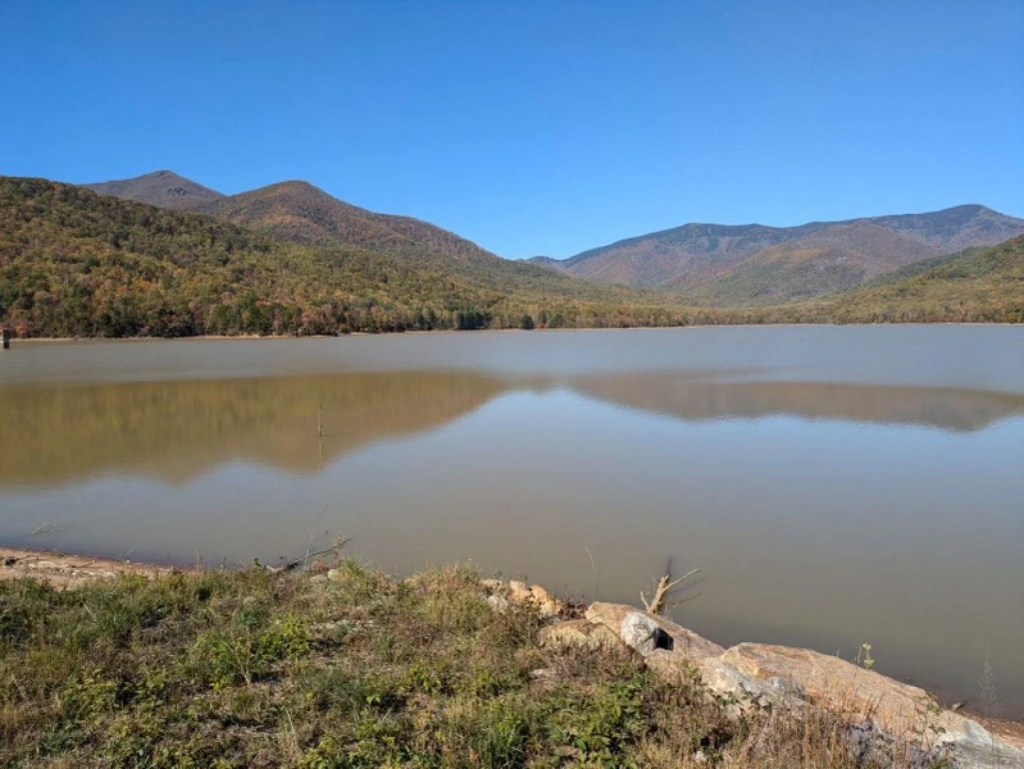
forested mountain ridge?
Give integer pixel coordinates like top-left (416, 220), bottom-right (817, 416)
top-left (671, 221), bottom-right (942, 306)
top-left (192, 181), bottom-right (507, 268)
top-left (86, 172), bottom-right (646, 297)
top-left (0, 176), bottom-right (694, 338)
top-left (745, 235), bottom-right (1024, 324)
top-left (813, 233), bottom-right (1024, 323)
top-left (546, 205), bottom-right (1024, 306)
top-left (88, 172), bottom-right (517, 271)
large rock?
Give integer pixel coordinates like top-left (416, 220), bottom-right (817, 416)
top-left (526, 584), bottom-right (563, 618)
top-left (585, 602), bottom-right (724, 666)
top-left (483, 579), bottom-right (565, 618)
top-left (620, 612), bottom-right (668, 657)
top-left (512, 587), bottom-right (1024, 769)
top-left (697, 653), bottom-right (803, 715)
top-left (507, 580), bottom-right (533, 604)
top-left (702, 643), bottom-right (1024, 769)
top-left (580, 604), bottom-right (1024, 767)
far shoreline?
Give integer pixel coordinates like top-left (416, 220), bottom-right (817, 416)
top-left (5, 321), bottom-right (1022, 345)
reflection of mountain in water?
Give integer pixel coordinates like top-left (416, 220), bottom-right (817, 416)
top-left (0, 373), bottom-right (509, 486)
top-left (4, 371), bottom-right (1023, 488)
top-left (569, 374), bottom-right (1024, 432)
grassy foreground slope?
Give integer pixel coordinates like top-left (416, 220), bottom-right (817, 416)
top-left (0, 177), bottom-right (690, 337)
top-left (0, 563), bottom-right (889, 768)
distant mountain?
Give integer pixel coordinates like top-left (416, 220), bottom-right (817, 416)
top-left (85, 170), bottom-right (224, 211)
top-left (88, 172), bottom-right (514, 271)
top-left (554, 205), bottom-right (1024, 306)
top-left (191, 180), bottom-right (506, 268)
top-left (527, 256), bottom-right (563, 269)
top-left (563, 223), bottom-right (798, 287)
top-left (672, 221), bottom-right (941, 305)
top-left (857, 205), bottom-right (1024, 253)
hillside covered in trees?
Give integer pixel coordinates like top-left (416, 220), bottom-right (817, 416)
top-left (2, 175), bottom-right (1022, 339)
top-left (711, 235), bottom-right (1024, 325)
top-left (802, 234), bottom-right (1024, 323)
top-left (0, 177), bottom-right (695, 338)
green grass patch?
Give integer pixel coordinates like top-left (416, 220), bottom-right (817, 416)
top-left (1, 562), bottom-right (897, 767)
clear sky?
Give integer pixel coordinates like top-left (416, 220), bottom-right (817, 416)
top-left (2, 1), bottom-right (1021, 259)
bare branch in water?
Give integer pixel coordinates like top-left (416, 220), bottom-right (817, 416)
top-left (641, 564), bottom-right (702, 615)
top-left (268, 536), bottom-right (351, 574)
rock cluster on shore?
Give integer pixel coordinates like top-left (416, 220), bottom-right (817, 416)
top-left (481, 580), bottom-right (1024, 769)
top-left (0, 547), bottom-right (172, 588)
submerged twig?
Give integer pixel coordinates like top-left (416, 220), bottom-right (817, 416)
top-left (268, 536), bottom-right (350, 574)
top-left (583, 546), bottom-right (599, 601)
top-left (31, 521), bottom-right (67, 536)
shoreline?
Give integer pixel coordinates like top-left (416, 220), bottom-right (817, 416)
top-left (5, 321), bottom-right (1022, 344)
top-left (0, 546), bottom-right (177, 588)
top-left (3, 543), bottom-right (1022, 739)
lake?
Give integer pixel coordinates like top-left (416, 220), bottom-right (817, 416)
top-left (1, 326), bottom-right (1022, 717)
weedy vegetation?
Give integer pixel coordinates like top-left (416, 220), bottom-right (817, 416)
top-left (1, 562), bottom-right (915, 767)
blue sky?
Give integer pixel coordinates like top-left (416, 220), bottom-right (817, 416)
top-left (1, 1), bottom-right (1021, 259)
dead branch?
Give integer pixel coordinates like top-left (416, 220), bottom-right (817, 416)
top-left (641, 566), bottom-right (701, 615)
top-left (268, 536), bottom-right (350, 574)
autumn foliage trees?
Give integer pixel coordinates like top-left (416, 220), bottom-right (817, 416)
top-left (0, 178), bottom-right (696, 337)
top-left (1, 177), bottom-right (1020, 338)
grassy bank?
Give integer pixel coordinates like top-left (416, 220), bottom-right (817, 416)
top-left (1, 562), bottom-right (898, 768)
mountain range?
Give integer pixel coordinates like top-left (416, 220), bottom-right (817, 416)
top-left (533, 205), bottom-right (1024, 306)
top-left (0, 169), bottom-right (1020, 338)
top-left (88, 170), bottom-right (1023, 310)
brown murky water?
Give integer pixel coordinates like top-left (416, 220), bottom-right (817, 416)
top-left (1, 326), bottom-right (1022, 715)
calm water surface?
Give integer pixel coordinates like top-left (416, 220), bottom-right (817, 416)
top-left (2, 326), bottom-right (1022, 716)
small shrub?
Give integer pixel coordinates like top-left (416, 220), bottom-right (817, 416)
top-left (471, 698), bottom-right (532, 769)
top-left (185, 615), bottom-right (312, 689)
top-left (60, 670), bottom-right (120, 723)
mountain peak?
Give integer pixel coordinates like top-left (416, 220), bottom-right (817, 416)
top-left (85, 170), bottom-right (224, 210)
top-left (183, 178), bottom-right (504, 265)
top-left (259, 180), bottom-right (328, 195)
